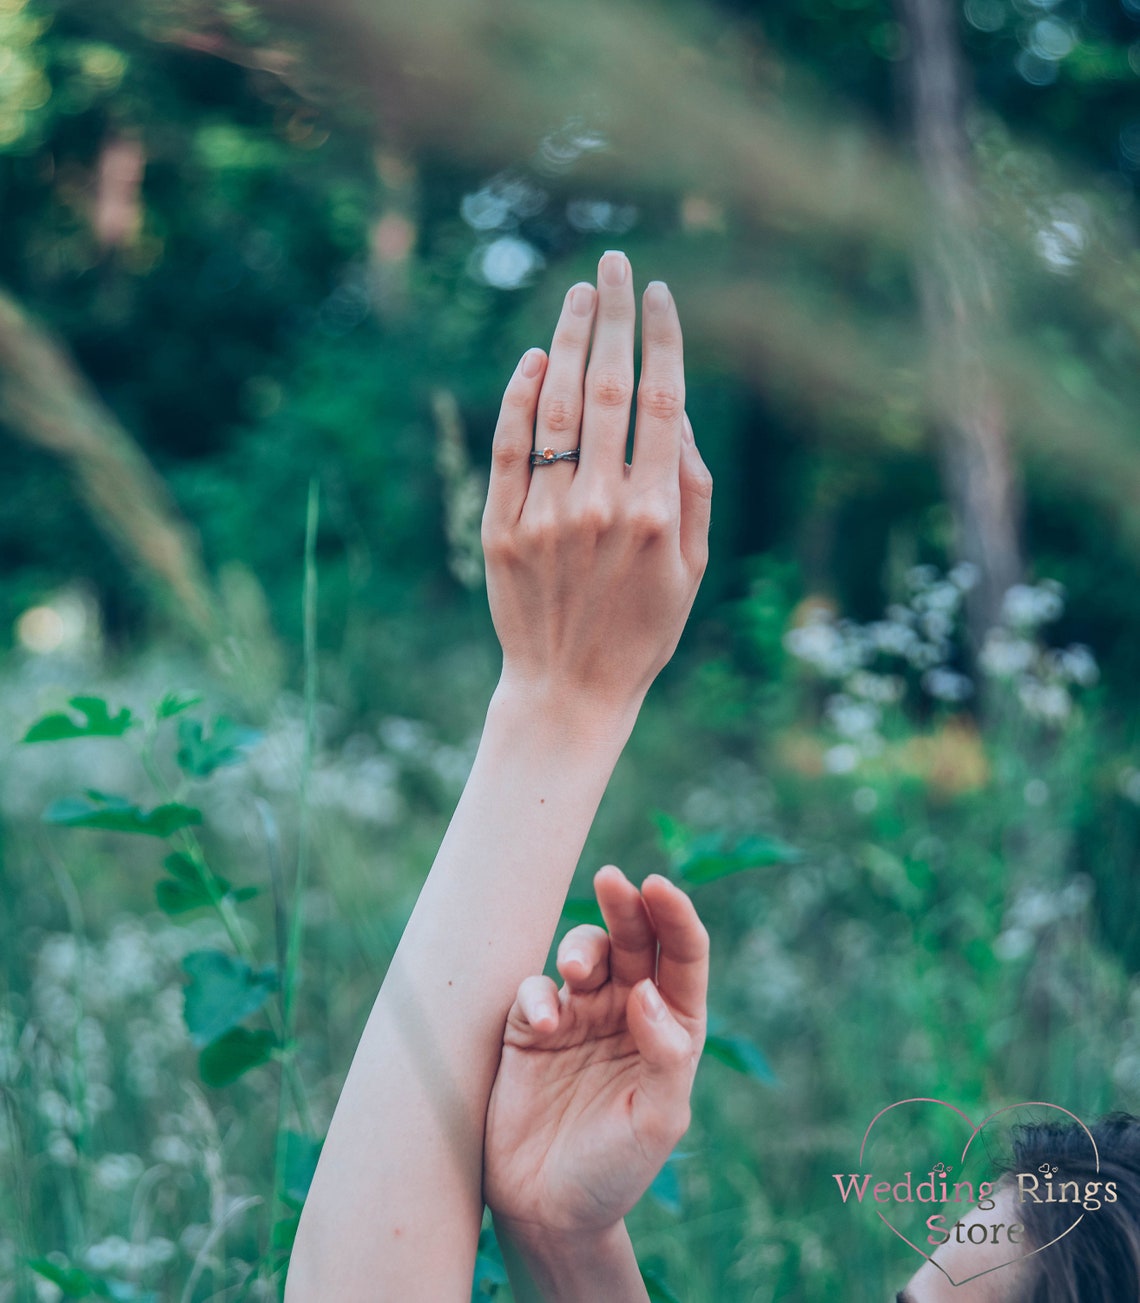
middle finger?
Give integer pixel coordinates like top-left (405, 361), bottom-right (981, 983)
top-left (576, 250), bottom-right (636, 485)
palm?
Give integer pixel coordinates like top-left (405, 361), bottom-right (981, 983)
top-left (483, 867), bottom-right (708, 1241)
top-left (486, 981), bottom-right (656, 1232)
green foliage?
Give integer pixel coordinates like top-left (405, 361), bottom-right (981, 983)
top-left (657, 812), bottom-right (802, 886)
top-left (23, 696), bottom-right (134, 742)
top-left (182, 950), bottom-right (277, 1047)
top-left (155, 851), bottom-right (258, 916)
top-left (198, 1027), bottom-right (278, 1089)
top-left (702, 1032), bottom-right (778, 1085)
top-left (43, 793), bottom-right (202, 837)
top-left (175, 716), bottom-right (262, 777)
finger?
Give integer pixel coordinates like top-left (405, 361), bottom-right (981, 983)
top-left (630, 281), bottom-right (685, 491)
top-left (626, 978), bottom-right (696, 1152)
top-left (556, 924), bottom-right (611, 993)
top-left (528, 282), bottom-right (596, 507)
top-left (640, 874), bottom-right (709, 1024)
top-left (594, 864), bottom-right (656, 989)
top-left (511, 974), bottom-right (562, 1037)
top-left (576, 250), bottom-right (635, 483)
top-left (483, 347), bottom-right (548, 531)
top-left (679, 412), bottom-right (713, 575)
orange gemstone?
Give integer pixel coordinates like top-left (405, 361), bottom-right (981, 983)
top-left (542, 447), bottom-right (555, 460)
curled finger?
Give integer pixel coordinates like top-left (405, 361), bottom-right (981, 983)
top-left (556, 923), bottom-right (610, 993)
top-left (508, 974), bottom-right (562, 1040)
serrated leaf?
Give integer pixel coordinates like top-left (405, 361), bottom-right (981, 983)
top-left (176, 716), bottom-right (262, 778)
top-left (198, 1027), bottom-right (277, 1087)
top-left (26, 1258), bottom-right (96, 1297)
top-left (156, 692), bottom-right (202, 720)
top-left (23, 697), bottom-right (133, 743)
top-left (182, 950), bottom-right (276, 1047)
top-left (281, 1131), bottom-right (323, 1205)
top-left (44, 794), bottom-right (202, 838)
top-left (702, 1032), bottom-right (777, 1084)
top-left (561, 898), bottom-right (605, 928)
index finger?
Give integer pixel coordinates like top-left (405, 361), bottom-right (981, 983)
top-left (640, 874), bottom-right (709, 1023)
top-left (631, 281), bottom-right (685, 489)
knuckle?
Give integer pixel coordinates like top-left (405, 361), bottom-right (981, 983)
top-left (480, 523), bottom-right (517, 566)
top-left (588, 369), bottom-right (633, 410)
top-left (504, 381), bottom-right (534, 412)
top-left (629, 500), bottom-right (674, 540)
top-left (570, 501), bottom-right (615, 538)
top-left (689, 461), bottom-right (714, 500)
top-left (639, 383), bottom-right (684, 423)
top-left (540, 393), bottom-right (580, 435)
top-left (490, 440), bottom-right (529, 473)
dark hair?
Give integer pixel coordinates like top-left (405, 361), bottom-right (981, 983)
top-left (1006, 1113), bottom-right (1140, 1301)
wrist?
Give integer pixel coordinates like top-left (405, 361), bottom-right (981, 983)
top-left (489, 673), bottom-right (644, 757)
top-left (495, 1217), bottom-right (647, 1303)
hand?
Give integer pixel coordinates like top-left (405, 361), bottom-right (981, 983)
top-left (481, 251), bottom-right (713, 723)
top-left (483, 866), bottom-right (708, 1253)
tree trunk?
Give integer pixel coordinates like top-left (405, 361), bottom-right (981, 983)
top-left (0, 288), bottom-right (217, 637)
top-left (896, 0), bottom-right (1024, 645)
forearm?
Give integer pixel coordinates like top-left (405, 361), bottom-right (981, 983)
top-left (288, 682), bottom-right (639, 1300)
top-left (496, 1219), bottom-right (650, 1303)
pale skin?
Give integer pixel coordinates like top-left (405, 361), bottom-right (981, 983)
top-left (897, 1187), bottom-right (1031, 1302)
top-left (285, 249), bottom-right (713, 1301)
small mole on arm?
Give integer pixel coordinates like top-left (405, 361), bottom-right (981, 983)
top-left (540, 798), bottom-right (545, 804)
top-left (447, 980), bottom-right (453, 987)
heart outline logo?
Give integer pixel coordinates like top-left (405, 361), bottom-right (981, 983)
top-left (857, 1097), bottom-right (1099, 1287)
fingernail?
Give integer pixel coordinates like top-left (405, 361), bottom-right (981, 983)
top-left (641, 981), bottom-right (667, 1023)
top-left (521, 348), bottom-right (543, 378)
top-left (562, 948), bottom-right (585, 969)
top-left (645, 280), bottom-right (669, 311)
top-left (537, 1001), bottom-right (557, 1026)
top-left (682, 411), bottom-right (695, 444)
top-left (601, 250), bottom-right (628, 286)
top-left (570, 283), bottom-right (595, 316)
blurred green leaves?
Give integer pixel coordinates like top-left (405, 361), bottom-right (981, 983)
top-left (182, 949), bottom-right (277, 1047)
top-left (175, 716), bottom-right (262, 777)
top-left (44, 793), bottom-right (202, 838)
top-left (198, 1027), bottom-right (278, 1089)
top-left (23, 696), bottom-right (134, 742)
top-left (655, 812), bottom-right (802, 887)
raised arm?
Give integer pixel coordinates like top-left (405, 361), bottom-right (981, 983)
top-left (285, 250), bottom-right (712, 1301)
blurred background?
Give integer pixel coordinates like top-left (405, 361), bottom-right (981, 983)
top-left (3, 0), bottom-right (1140, 1298)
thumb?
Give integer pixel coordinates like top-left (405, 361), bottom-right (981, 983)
top-left (626, 979), bottom-right (696, 1154)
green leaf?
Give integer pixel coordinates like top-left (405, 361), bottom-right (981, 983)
top-left (561, 898), bottom-right (605, 928)
top-left (281, 1131), bottom-right (323, 1205)
top-left (27, 1258), bottom-right (96, 1298)
top-left (703, 1032), bottom-right (777, 1084)
top-left (673, 832), bottom-right (802, 887)
top-left (44, 794), bottom-right (202, 838)
top-left (156, 692), bottom-right (202, 720)
top-left (182, 950), bottom-right (277, 1047)
top-left (23, 697), bottom-right (133, 743)
top-left (176, 716), bottom-right (262, 778)
top-left (648, 1153), bottom-right (684, 1216)
top-left (472, 1226), bottom-right (508, 1299)
top-left (198, 1027), bottom-right (277, 1087)
top-left (271, 1213), bottom-right (299, 1253)
top-left (641, 1266), bottom-right (683, 1303)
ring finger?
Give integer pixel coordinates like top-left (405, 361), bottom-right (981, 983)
top-left (526, 280), bottom-right (596, 511)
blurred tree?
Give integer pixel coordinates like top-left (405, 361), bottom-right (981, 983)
top-left (896, 0), bottom-right (1024, 646)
